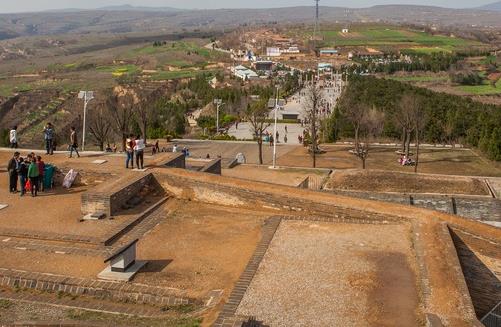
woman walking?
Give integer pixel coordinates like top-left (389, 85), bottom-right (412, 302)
top-left (69, 127), bottom-right (80, 158)
top-left (27, 155), bottom-right (40, 197)
top-left (125, 134), bottom-right (135, 169)
top-left (134, 134), bottom-right (145, 170)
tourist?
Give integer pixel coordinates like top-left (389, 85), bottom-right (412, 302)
top-left (154, 140), bottom-right (160, 153)
top-left (69, 127), bottom-right (80, 158)
top-left (284, 135), bottom-right (288, 143)
top-left (7, 152), bottom-right (20, 193)
top-left (285, 125), bottom-right (288, 133)
top-left (43, 123), bottom-right (54, 155)
top-left (172, 144), bottom-right (178, 153)
top-left (9, 126), bottom-right (18, 149)
top-left (134, 134), bottom-right (145, 170)
top-left (269, 135), bottom-right (274, 147)
top-left (112, 143), bottom-right (118, 153)
top-left (18, 157), bottom-right (28, 197)
top-left (105, 143), bottom-right (113, 152)
top-left (27, 155), bottom-right (39, 197)
top-left (125, 134), bottom-right (135, 169)
top-left (37, 156), bottom-right (45, 192)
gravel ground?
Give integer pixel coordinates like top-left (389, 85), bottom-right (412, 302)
top-left (236, 221), bottom-right (417, 327)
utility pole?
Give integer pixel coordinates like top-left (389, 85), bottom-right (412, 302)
top-left (78, 91), bottom-right (94, 151)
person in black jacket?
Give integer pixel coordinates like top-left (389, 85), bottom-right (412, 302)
top-left (7, 152), bottom-right (20, 193)
top-left (17, 157), bottom-right (28, 196)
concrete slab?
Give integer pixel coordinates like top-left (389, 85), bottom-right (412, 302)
top-left (97, 260), bottom-right (148, 282)
top-left (0, 204), bottom-right (8, 210)
top-left (91, 159), bottom-right (108, 164)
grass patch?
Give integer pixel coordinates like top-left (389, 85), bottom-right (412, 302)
top-left (0, 299), bottom-right (12, 309)
top-left (456, 80), bottom-right (501, 95)
top-left (150, 69), bottom-right (219, 81)
top-left (96, 64), bottom-right (139, 76)
top-left (65, 309), bottom-right (201, 327)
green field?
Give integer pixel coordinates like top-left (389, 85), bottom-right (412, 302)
top-left (301, 25), bottom-right (485, 53)
top-left (387, 75), bottom-right (449, 82)
top-left (456, 79), bottom-right (501, 95)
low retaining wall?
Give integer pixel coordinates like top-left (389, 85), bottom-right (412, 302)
top-left (81, 172), bottom-right (153, 217)
top-left (151, 152), bottom-right (186, 169)
top-left (0, 268), bottom-right (190, 307)
top-left (199, 159), bottom-right (222, 175)
top-left (326, 190), bottom-right (501, 222)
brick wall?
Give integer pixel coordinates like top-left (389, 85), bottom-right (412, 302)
top-left (326, 190), bottom-right (501, 222)
top-left (81, 173), bottom-right (154, 217)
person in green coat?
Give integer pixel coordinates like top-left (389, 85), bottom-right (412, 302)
top-left (27, 155), bottom-right (39, 197)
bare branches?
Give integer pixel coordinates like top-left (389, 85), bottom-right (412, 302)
top-left (88, 101), bottom-right (112, 151)
top-left (245, 99), bottom-right (270, 164)
top-left (302, 83), bottom-right (325, 168)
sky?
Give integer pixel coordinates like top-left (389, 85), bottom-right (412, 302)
top-left (0, 0), bottom-right (496, 13)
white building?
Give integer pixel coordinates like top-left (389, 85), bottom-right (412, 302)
top-left (232, 65), bottom-right (258, 81)
top-left (266, 47), bottom-right (281, 57)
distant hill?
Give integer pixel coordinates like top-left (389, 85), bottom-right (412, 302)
top-left (1, 4), bottom-right (501, 41)
top-left (97, 4), bottom-right (184, 12)
top-left (476, 1), bottom-right (501, 11)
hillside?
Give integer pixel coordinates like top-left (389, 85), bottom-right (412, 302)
top-left (476, 1), bottom-right (501, 11)
top-left (1, 5), bottom-right (501, 41)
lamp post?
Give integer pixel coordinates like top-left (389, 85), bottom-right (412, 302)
top-left (213, 99), bottom-right (223, 134)
top-left (78, 91), bottom-right (94, 151)
top-left (272, 85), bottom-right (280, 169)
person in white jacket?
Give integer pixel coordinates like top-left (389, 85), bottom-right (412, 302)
top-left (9, 126), bottom-right (18, 149)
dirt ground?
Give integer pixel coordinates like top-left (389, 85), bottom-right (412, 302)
top-left (222, 165), bottom-right (330, 187)
top-left (327, 169), bottom-right (490, 195)
top-left (135, 201), bottom-right (268, 299)
top-left (277, 145), bottom-right (501, 177)
top-left (0, 248), bottom-right (105, 278)
top-left (236, 221), bottom-right (421, 326)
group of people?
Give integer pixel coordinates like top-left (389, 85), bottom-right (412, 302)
top-left (7, 152), bottom-right (46, 197)
top-left (399, 155), bottom-right (415, 166)
top-left (172, 144), bottom-right (190, 157)
top-left (125, 134), bottom-right (147, 169)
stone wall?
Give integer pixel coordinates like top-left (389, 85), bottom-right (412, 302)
top-left (326, 190), bottom-right (501, 222)
top-left (81, 172), bottom-right (153, 217)
top-left (153, 171), bottom-right (397, 223)
top-left (151, 152), bottom-right (185, 169)
top-left (199, 159), bottom-right (222, 175)
top-left (450, 228), bottom-right (501, 320)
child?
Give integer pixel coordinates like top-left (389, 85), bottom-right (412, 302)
top-left (27, 155), bottom-right (40, 197)
top-left (18, 157), bottom-right (28, 196)
top-left (37, 155), bottom-right (45, 192)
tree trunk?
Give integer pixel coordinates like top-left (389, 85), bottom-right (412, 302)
top-left (354, 126), bottom-right (360, 152)
top-left (99, 142), bottom-right (104, 151)
top-left (405, 130), bottom-right (411, 157)
top-left (143, 121), bottom-right (147, 142)
top-left (401, 127), bottom-right (406, 153)
top-left (122, 134), bottom-right (127, 152)
top-left (362, 157), bottom-right (366, 169)
top-left (414, 129), bottom-right (420, 173)
top-left (258, 139), bottom-right (263, 165)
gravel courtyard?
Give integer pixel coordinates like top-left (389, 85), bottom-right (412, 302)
top-left (236, 221), bottom-right (421, 326)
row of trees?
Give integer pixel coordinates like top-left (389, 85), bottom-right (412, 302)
top-left (86, 85), bottom-right (185, 150)
top-left (330, 76), bottom-right (501, 162)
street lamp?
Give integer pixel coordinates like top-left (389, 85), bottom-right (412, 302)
top-left (78, 91), bottom-right (94, 151)
top-left (272, 85), bottom-right (280, 169)
top-left (213, 98), bottom-right (223, 134)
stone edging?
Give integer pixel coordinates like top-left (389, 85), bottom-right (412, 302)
top-left (212, 216), bottom-right (282, 327)
top-left (0, 268), bottom-right (191, 307)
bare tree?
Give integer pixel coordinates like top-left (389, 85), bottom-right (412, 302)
top-left (245, 99), bottom-right (270, 165)
top-left (355, 108), bottom-right (385, 169)
top-left (396, 94), bottom-right (417, 157)
top-left (88, 101), bottom-right (112, 151)
top-left (303, 83), bottom-right (324, 168)
top-left (107, 87), bottom-right (135, 151)
top-left (134, 88), bottom-right (163, 142)
top-left (411, 97), bottom-right (426, 173)
top-left (338, 89), bottom-right (367, 152)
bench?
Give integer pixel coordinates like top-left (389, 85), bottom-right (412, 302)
top-left (98, 239), bottom-right (147, 281)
